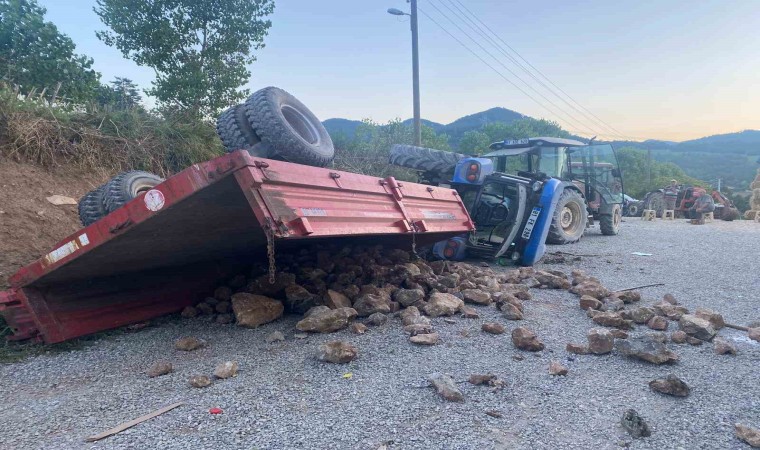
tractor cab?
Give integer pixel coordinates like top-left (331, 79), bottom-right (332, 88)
top-left (483, 137), bottom-right (625, 241)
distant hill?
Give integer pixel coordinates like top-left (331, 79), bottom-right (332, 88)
top-left (322, 107), bottom-right (524, 144)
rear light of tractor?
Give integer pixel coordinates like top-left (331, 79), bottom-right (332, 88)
top-left (466, 162), bottom-right (480, 182)
top-left (433, 235), bottom-right (467, 261)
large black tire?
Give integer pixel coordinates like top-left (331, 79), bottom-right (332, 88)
top-left (643, 191), bottom-right (665, 218)
top-left (216, 104), bottom-right (261, 153)
top-left (78, 184), bottom-right (107, 226)
top-left (389, 144), bottom-right (466, 173)
top-left (103, 170), bottom-right (164, 214)
top-left (601, 204), bottom-right (622, 236)
top-left (722, 207), bottom-right (739, 221)
top-left (244, 87), bottom-right (334, 167)
top-left (625, 202), bottom-right (641, 217)
top-left (547, 189), bottom-right (588, 244)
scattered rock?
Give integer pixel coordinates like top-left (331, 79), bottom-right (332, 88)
top-left (485, 410), bottom-right (503, 418)
top-left (566, 343), bottom-right (589, 355)
top-left (579, 295), bottom-right (603, 311)
top-left (214, 286), bottom-right (232, 302)
top-left (215, 313), bottom-right (234, 324)
top-left (647, 316), bottom-right (669, 331)
top-left (410, 333), bottom-right (439, 345)
top-left (512, 327), bottom-right (544, 351)
top-left (231, 293), bottom-right (284, 328)
top-left (663, 293), bottom-right (678, 305)
top-left (461, 306), bottom-right (479, 318)
top-left (324, 289), bottom-right (352, 309)
top-left (749, 328), bottom-right (760, 342)
top-left (570, 281), bottom-right (610, 299)
top-left (616, 336), bottom-right (678, 364)
top-left (295, 307), bottom-right (358, 333)
top-left (294, 333), bottom-right (308, 339)
top-left (392, 288), bottom-right (425, 307)
top-left (548, 360), bottom-right (568, 376)
top-left (670, 330), bottom-right (688, 344)
top-left (428, 373), bottom-right (464, 402)
top-left (592, 312), bottom-right (634, 330)
top-left (462, 288), bottom-right (492, 305)
top-left (686, 336), bottom-right (704, 346)
top-left (735, 424), bottom-right (760, 448)
top-left (679, 314), bottom-right (717, 341)
top-left (468, 373), bottom-right (497, 385)
top-left (175, 337), bottom-right (206, 351)
top-left (616, 290), bottom-right (641, 304)
top-left (404, 323), bottom-right (434, 335)
top-left (366, 312), bottom-right (388, 326)
top-left (46, 194), bottom-right (77, 205)
top-left (629, 307), bottom-right (655, 324)
top-left (215, 301), bottom-right (231, 314)
top-left (482, 322), bottom-right (506, 335)
top-left (647, 332), bottom-right (667, 343)
top-left (587, 328), bottom-right (614, 354)
top-left (196, 302), bottom-right (214, 315)
top-left (423, 293), bottom-right (464, 317)
top-left (654, 302), bottom-right (689, 320)
top-left (444, 318), bottom-right (456, 324)
top-left (265, 331), bottom-right (285, 343)
top-left (713, 337), bottom-right (737, 355)
top-left (534, 271), bottom-right (571, 289)
top-left (621, 409), bottom-right (651, 438)
top-left (610, 329), bottom-right (629, 339)
top-left (189, 375), bottom-right (212, 388)
top-left (694, 307), bottom-right (725, 330)
top-left (147, 361), bottom-right (173, 378)
top-left (602, 298), bottom-right (625, 312)
top-left (500, 302), bottom-right (524, 320)
top-left (180, 306), bottom-right (198, 318)
top-left (352, 294), bottom-right (390, 317)
top-left (649, 374), bottom-right (690, 397)
top-left (213, 361), bottom-right (239, 379)
top-left (317, 341), bottom-right (358, 363)
top-left (350, 323), bottom-right (367, 334)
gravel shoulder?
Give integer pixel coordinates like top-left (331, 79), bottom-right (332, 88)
top-left (1, 219), bottom-right (759, 450)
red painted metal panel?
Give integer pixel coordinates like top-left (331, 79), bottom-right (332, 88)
top-left (1, 151), bottom-right (474, 343)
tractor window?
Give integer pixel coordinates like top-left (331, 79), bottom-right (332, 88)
top-left (568, 144), bottom-right (624, 204)
top-left (536, 146), bottom-right (568, 179)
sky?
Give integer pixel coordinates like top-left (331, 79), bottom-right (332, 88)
top-left (37, 0), bottom-right (760, 141)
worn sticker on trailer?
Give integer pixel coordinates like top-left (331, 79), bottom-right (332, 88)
top-left (43, 240), bottom-right (80, 266)
top-left (301, 208), bottom-right (327, 216)
top-left (422, 211), bottom-right (456, 220)
top-left (144, 189), bottom-right (165, 212)
top-left (78, 233), bottom-right (89, 246)
top-left (521, 207), bottom-right (542, 240)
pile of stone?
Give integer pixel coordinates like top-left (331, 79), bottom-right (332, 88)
top-left (180, 244), bottom-right (546, 356)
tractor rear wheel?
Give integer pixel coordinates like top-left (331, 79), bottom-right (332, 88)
top-left (389, 144), bottom-right (466, 173)
top-left (547, 189), bottom-right (587, 244)
top-left (601, 204), bottom-right (622, 235)
top-left (103, 171), bottom-right (164, 214)
top-left (643, 192), bottom-right (665, 217)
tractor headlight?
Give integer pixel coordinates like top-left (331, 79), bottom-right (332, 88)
top-left (532, 181), bottom-right (543, 192)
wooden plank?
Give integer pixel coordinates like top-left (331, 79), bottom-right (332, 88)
top-left (85, 402), bottom-right (184, 442)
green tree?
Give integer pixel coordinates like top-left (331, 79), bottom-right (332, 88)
top-left (110, 77), bottom-right (142, 109)
top-left (458, 118), bottom-right (572, 154)
top-left (94, 0), bottom-right (274, 118)
top-left (616, 147), bottom-right (706, 198)
top-left (0, 0), bottom-right (100, 103)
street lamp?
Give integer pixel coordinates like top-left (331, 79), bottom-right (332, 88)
top-left (387, 1), bottom-right (421, 146)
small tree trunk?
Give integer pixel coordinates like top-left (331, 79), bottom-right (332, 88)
top-left (50, 81), bottom-right (62, 106)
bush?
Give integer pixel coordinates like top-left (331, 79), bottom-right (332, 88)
top-left (0, 87), bottom-right (223, 176)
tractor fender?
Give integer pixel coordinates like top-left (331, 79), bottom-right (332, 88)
top-left (522, 178), bottom-right (564, 266)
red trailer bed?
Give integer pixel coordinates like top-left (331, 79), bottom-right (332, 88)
top-left (0, 150), bottom-right (474, 343)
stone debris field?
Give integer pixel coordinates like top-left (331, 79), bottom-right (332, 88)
top-left (1, 219), bottom-right (759, 449)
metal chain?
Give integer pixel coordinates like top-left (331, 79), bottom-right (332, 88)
top-left (265, 227), bottom-right (276, 284)
top-left (410, 222), bottom-right (418, 257)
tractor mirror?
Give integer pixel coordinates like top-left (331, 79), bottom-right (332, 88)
top-left (612, 168), bottom-right (621, 178)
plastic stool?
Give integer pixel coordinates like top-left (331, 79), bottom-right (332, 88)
top-left (703, 212), bottom-right (714, 222)
top-left (641, 210), bottom-right (655, 221)
top-left (662, 210), bottom-right (675, 220)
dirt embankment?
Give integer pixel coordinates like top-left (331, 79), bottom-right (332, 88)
top-left (0, 159), bottom-right (110, 289)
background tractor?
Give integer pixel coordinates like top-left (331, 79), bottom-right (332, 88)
top-left (642, 185), bottom-right (739, 220)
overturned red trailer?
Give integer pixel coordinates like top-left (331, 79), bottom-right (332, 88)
top-left (0, 150), bottom-right (474, 343)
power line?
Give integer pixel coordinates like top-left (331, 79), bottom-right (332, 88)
top-left (424, 0), bottom-right (601, 138)
top-left (450, 0), bottom-right (639, 141)
top-left (440, 0), bottom-right (626, 140)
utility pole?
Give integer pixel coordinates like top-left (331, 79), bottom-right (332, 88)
top-left (646, 148), bottom-right (652, 186)
top-left (410, 0), bottom-right (421, 146)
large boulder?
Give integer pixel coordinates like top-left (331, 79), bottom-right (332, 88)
top-left (423, 292), bottom-right (464, 317)
top-left (251, 272), bottom-right (296, 296)
top-left (296, 307), bottom-right (358, 333)
top-left (393, 288), bottom-right (425, 307)
top-left (615, 336), bottom-right (678, 364)
top-left (461, 289), bottom-right (492, 305)
top-left (324, 290), bottom-right (352, 309)
top-left (694, 307), bottom-right (725, 330)
top-left (679, 314), bottom-right (717, 341)
top-left (283, 284), bottom-right (316, 314)
top-left (231, 293), bottom-right (284, 328)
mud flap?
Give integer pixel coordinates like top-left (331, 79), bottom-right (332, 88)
top-left (521, 178), bottom-right (563, 266)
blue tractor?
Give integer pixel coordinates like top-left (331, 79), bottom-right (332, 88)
top-left (389, 137), bottom-right (624, 265)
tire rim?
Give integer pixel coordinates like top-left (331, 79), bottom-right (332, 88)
top-left (560, 203), bottom-right (582, 233)
top-left (132, 181), bottom-right (158, 197)
top-left (628, 205), bottom-right (639, 216)
top-left (281, 104), bottom-right (320, 145)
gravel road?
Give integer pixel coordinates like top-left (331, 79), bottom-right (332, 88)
top-left (1, 219), bottom-right (759, 450)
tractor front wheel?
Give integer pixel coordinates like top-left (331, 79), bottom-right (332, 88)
top-left (601, 204), bottom-right (622, 236)
top-left (547, 189), bottom-right (587, 244)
